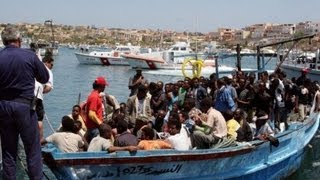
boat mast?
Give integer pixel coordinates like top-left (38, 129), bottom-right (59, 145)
top-left (44, 20), bottom-right (55, 47)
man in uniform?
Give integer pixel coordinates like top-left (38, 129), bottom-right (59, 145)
top-left (0, 25), bottom-right (49, 179)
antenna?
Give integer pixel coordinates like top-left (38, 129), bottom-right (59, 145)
top-left (195, 16), bottom-right (199, 60)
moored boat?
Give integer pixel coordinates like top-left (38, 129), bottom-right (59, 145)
top-left (122, 42), bottom-right (200, 70)
top-left (42, 112), bottom-right (320, 180)
top-left (281, 50), bottom-right (320, 82)
top-left (75, 44), bottom-right (140, 66)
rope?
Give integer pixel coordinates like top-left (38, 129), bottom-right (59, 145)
top-left (44, 114), bottom-right (56, 133)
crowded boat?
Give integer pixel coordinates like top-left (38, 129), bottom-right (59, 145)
top-left (42, 67), bottom-right (320, 152)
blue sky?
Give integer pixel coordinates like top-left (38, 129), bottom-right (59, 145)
top-left (1, 0), bottom-right (319, 33)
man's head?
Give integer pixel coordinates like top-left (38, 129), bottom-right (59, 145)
top-left (99, 123), bottom-right (112, 139)
top-left (30, 42), bottom-right (39, 52)
top-left (42, 56), bottom-right (54, 70)
top-left (137, 84), bottom-right (147, 100)
top-left (1, 25), bottom-right (21, 46)
top-left (136, 67), bottom-right (142, 76)
top-left (199, 97), bottom-right (212, 113)
top-left (116, 119), bottom-right (128, 134)
top-left (141, 127), bottom-right (155, 140)
top-left (61, 116), bottom-right (75, 132)
top-left (167, 119), bottom-right (181, 136)
top-left (72, 105), bottom-right (81, 118)
top-left (93, 76), bottom-right (108, 92)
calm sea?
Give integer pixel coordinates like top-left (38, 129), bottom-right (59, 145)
top-left (5, 47), bottom-right (320, 179)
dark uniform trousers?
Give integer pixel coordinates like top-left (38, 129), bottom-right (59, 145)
top-left (0, 100), bottom-right (43, 180)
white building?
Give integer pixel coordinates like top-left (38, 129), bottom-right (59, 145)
top-left (295, 21), bottom-right (320, 35)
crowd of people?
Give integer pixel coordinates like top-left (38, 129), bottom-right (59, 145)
top-left (42, 66), bottom-right (320, 155)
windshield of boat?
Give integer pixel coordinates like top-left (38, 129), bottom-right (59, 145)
top-left (115, 47), bottom-right (131, 52)
top-left (172, 46), bottom-right (187, 51)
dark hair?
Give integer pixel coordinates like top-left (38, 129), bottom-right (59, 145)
top-left (74, 120), bottom-right (82, 132)
top-left (92, 82), bottom-right (105, 90)
top-left (73, 104), bottom-right (81, 110)
top-left (168, 112), bottom-right (180, 122)
top-left (61, 116), bottom-right (75, 132)
top-left (99, 123), bottom-right (112, 137)
top-left (200, 97), bottom-right (212, 109)
top-left (30, 42), bottom-right (38, 52)
top-left (141, 127), bottom-right (155, 140)
top-left (167, 119), bottom-right (181, 130)
top-left (223, 110), bottom-right (234, 121)
top-left (138, 84), bottom-right (147, 93)
top-left (179, 111), bottom-right (189, 120)
top-left (42, 56), bottom-right (54, 63)
top-left (116, 120), bottom-right (128, 134)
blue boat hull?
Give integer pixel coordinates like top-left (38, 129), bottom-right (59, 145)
top-left (42, 113), bottom-right (320, 180)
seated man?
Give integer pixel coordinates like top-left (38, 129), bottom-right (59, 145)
top-left (87, 123), bottom-right (113, 152)
top-left (57, 105), bottom-right (87, 136)
top-left (41, 116), bottom-right (86, 152)
top-left (114, 120), bottom-right (138, 147)
top-left (69, 105), bottom-right (87, 135)
top-left (253, 111), bottom-right (275, 140)
top-left (165, 119), bottom-right (192, 150)
top-left (192, 97), bottom-right (228, 149)
top-left (138, 127), bottom-right (171, 150)
top-left (88, 123), bottom-right (137, 153)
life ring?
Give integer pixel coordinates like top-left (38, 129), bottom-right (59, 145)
top-left (181, 58), bottom-right (204, 79)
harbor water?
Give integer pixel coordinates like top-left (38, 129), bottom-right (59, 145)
top-left (2, 47), bottom-right (320, 179)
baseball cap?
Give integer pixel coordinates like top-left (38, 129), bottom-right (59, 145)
top-left (94, 76), bottom-right (108, 86)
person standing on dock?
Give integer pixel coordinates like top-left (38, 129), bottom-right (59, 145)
top-left (128, 67), bottom-right (149, 96)
top-left (0, 25), bottom-right (49, 179)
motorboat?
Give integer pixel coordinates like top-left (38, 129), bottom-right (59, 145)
top-left (281, 50), bottom-right (320, 82)
top-left (122, 42), bottom-right (198, 69)
top-left (75, 44), bottom-right (140, 66)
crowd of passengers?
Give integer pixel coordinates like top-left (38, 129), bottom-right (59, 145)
top-left (42, 68), bottom-right (320, 153)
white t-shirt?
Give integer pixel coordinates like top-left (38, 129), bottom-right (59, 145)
top-left (167, 125), bottom-right (192, 150)
top-left (87, 135), bottom-right (112, 152)
top-left (45, 132), bottom-right (84, 153)
top-left (34, 66), bottom-right (53, 100)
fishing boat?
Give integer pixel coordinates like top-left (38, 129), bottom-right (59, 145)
top-left (35, 20), bottom-right (59, 56)
top-left (75, 43), bottom-right (140, 66)
top-left (42, 111), bottom-right (319, 179)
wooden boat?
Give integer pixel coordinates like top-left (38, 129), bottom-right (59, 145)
top-left (42, 112), bottom-right (319, 179)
